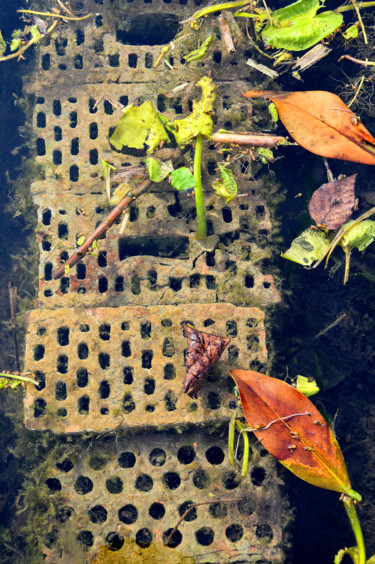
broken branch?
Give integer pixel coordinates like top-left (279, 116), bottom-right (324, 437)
top-left (212, 131), bottom-right (288, 147)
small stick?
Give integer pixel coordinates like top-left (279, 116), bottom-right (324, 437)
top-left (212, 131), bottom-right (287, 147)
top-left (339, 54), bottom-right (375, 67)
top-left (323, 157), bottom-right (334, 183)
top-left (218, 14), bottom-right (236, 53)
top-left (164, 498), bottom-right (244, 546)
top-left (17, 9), bottom-right (93, 21)
top-left (8, 282), bottom-right (20, 372)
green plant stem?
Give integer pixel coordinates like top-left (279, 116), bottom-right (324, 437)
top-left (0, 372), bottom-right (38, 385)
top-left (194, 133), bottom-right (207, 240)
top-left (342, 496), bottom-right (366, 564)
top-left (336, 1), bottom-right (375, 12)
top-left (236, 420), bottom-right (250, 477)
top-left (228, 408), bottom-right (238, 465)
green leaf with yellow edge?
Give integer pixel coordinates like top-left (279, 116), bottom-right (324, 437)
top-left (269, 102), bottom-right (279, 122)
top-left (261, 0), bottom-right (343, 51)
top-left (145, 157), bottom-right (173, 182)
top-left (340, 219), bottom-right (375, 252)
top-left (184, 34), bottom-right (213, 63)
top-left (167, 76), bottom-right (216, 147)
top-left (30, 25), bottom-right (42, 43)
top-left (110, 101), bottom-right (170, 153)
top-left (170, 167), bottom-right (195, 191)
top-left (212, 164), bottom-right (237, 203)
top-left (295, 375), bottom-right (320, 397)
top-left (0, 30), bottom-right (6, 57)
top-left (334, 547), bottom-right (375, 564)
top-left (230, 369), bottom-right (361, 499)
top-left (281, 227), bottom-right (331, 266)
top-left (342, 24), bottom-right (359, 40)
top-left (10, 38), bottom-right (22, 52)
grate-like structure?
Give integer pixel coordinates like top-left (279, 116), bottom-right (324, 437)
top-left (21, 0), bottom-right (288, 561)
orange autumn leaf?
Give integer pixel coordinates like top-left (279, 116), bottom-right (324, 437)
top-left (243, 90), bottom-right (375, 165)
top-left (230, 369), bottom-right (355, 496)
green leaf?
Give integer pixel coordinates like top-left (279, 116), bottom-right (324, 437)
top-left (30, 25), bottom-right (42, 43)
top-left (268, 102), bottom-right (279, 122)
top-left (342, 24), bottom-right (359, 40)
top-left (256, 147), bottom-right (274, 164)
top-left (167, 76), bottom-right (216, 147)
top-left (145, 157), bottom-right (173, 182)
top-left (261, 0), bottom-right (343, 51)
top-left (212, 164), bottom-right (237, 203)
top-left (170, 167), bottom-right (195, 191)
top-left (0, 30), bottom-right (6, 57)
top-left (340, 219), bottom-right (375, 252)
top-left (295, 375), bottom-right (320, 397)
top-left (184, 34), bottom-right (213, 63)
top-left (101, 159), bottom-right (117, 177)
top-left (10, 38), bottom-right (22, 52)
top-left (334, 546), bottom-right (359, 564)
top-left (110, 101), bottom-right (170, 154)
top-left (281, 227), bottom-right (331, 266)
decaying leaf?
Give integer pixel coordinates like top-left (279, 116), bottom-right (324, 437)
top-left (309, 174), bottom-right (356, 230)
top-left (181, 322), bottom-right (230, 398)
top-left (243, 90), bottom-right (375, 165)
top-left (145, 157), bottom-right (173, 182)
top-left (281, 226), bottom-right (331, 266)
top-left (230, 369), bottom-right (360, 498)
top-left (212, 164), bottom-right (237, 203)
top-left (0, 30), bottom-right (6, 57)
top-left (340, 219), bottom-right (375, 252)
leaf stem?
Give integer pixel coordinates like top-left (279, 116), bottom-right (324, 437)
top-left (342, 496), bottom-right (366, 564)
top-left (0, 372), bottom-right (38, 386)
top-left (194, 133), bottom-right (207, 240)
top-left (228, 408), bottom-right (238, 465)
top-left (336, 1), bottom-right (375, 12)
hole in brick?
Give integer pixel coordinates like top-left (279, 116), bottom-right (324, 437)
top-left (98, 276), bottom-right (108, 293)
top-left (179, 500), bottom-right (197, 522)
top-left (255, 524), bottom-right (273, 542)
top-left (247, 335), bottom-right (259, 350)
top-left (89, 148), bottom-right (98, 165)
top-left (251, 466), bottom-right (266, 486)
top-left (122, 341), bottom-right (131, 357)
top-left (136, 528), bottom-right (153, 549)
top-left (106, 477), bottom-right (123, 494)
top-left (78, 395), bottom-right (90, 413)
top-left (42, 209), bottom-right (51, 225)
top-left (34, 371), bottom-right (45, 390)
top-left (44, 262), bottom-right (52, 281)
top-left (118, 451), bottom-right (136, 468)
top-left (163, 363), bottom-right (176, 381)
top-left (129, 205), bottom-right (139, 222)
top-left (89, 454), bottom-right (107, 470)
top-left (53, 100), bottom-right (61, 116)
top-left (145, 404), bottom-right (154, 412)
top-left (57, 408), bottom-right (67, 417)
top-left (60, 277), bottom-right (70, 294)
top-left (189, 274), bottom-right (200, 288)
top-left (123, 393), bottom-right (135, 413)
top-left (34, 398), bottom-right (46, 417)
top-left (207, 392), bottom-right (221, 410)
top-left (57, 458), bottom-right (74, 472)
top-left (45, 477), bottom-right (61, 493)
top-left (77, 530), bottom-right (93, 547)
top-left (119, 95), bottom-right (128, 106)
top-left (149, 448), bottom-right (166, 466)
top-left (140, 321), bottom-right (152, 339)
top-left (213, 50), bottom-right (222, 63)
top-left (178, 445), bottom-right (195, 464)
top-left (195, 527), bottom-right (214, 546)
top-left (256, 205), bottom-right (265, 220)
top-left (117, 14), bottom-right (179, 45)
top-left (147, 270), bottom-right (157, 291)
top-left (56, 507), bottom-right (73, 524)
top-left (163, 528), bottom-right (182, 548)
top-left (206, 275), bottom-right (216, 289)
top-left (70, 137), bottom-right (79, 155)
top-left (42, 237), bottom-right (51, 252)
top-left (193, 469), bottom-right (209, 489)
top-left (123, 366), bottom-right (134, 384)
top-left (115, 276), bottom-right (124, 292)
top-left (70, 165), bottom-right (79, 181)
top-left (203, 319), bottom-right (215, 327)
top-left (142, 350), bottom-right (153, 369)
top-left (164, 390), bottom-right (177, 411)
top-left (59, 64), bottom-right (67, 70)
top-left (245, 274), bottom-right (254, 288)
top-left (44, 529), bottom-right (58, 548)
top-left (207, 161), bottom-right (216, 175)
top-left (131, 275), bottom-right (141, 295)
top-left (58, 223), bottom-right (68, 240)
top-left (69, 111), bottom-right (77, 128)
top-left (89, 505), bottom-right (107, 523)
top-left (95, 14), bottom-right (103, 27)
top-left (36, 138), bottom-right (46, 156)
top-left (78, 343), bottom-right (89, 359)
top-left (119, 504), bottom-right (137, 524)
top-left (169, 277), bottom-right (182, 291)
top-left (149, 502), bottom-right (165, 520)
top-left (225, 260), bottom-right (237, 274)
top-left (99, 324), bottom-right (111, 341)
top-left (99, 352), bottom-right (110, 369)
top-left (144, 378), bottom-right (155, 395)
top-left (104, 100), bottom-right (113, 115)
top-left (121, 321), bottom-right (130, 330)
top-left (263, 281), bottom-right (271, 289)
top-left (136, 474), bottom-right (153, 492)
top-left (89, 98), bottom-right (97, 114)
top-left (89, 122), bottom-right (98, 139)
top-left (99, 380), bottom-right (110, 399)
top-left (75, 476), bottom-right (93, 495)
top-left (119, 235), bottom-right (189, 259)
top-left (109, 53), bottom-right (120, 66)
top-left (80, 324), bottom-right (90, 332)
top-left (76, 263), bottom-right (86, 279)
top-left (222, 471), bottom-right (240, 490)
top-left (77, 368), bottom-right (88, 387)
top-left (37, 112), bottom-right (46, 127)
top-left (145, 52), bottom-right (153, 68)
top-left (74, 54), bottom-right (83, 69)
top-left (55, 381), bottom-right (67, 401)
top-left (228, 345), bottom-right (239, 363)
top-left (57, 327), bottom-right (69, 346)
top-left (206, 446), bottom-right (225, 465)
top-left (57, 355), bottom-right (68, 373)
top-left (226, 320), bottom-right (237, 337)
top-left (163, 472), bottom-right (180, 490)
top-left (94, 38), bottom-right (103, 52)
top-left (226, 524), bottom-right (243, 542)
top-left (222, 207), bottom-right (232, 223)
top-left (76, 29), bottom-right (85, 45)
top-left (42, 53), bottom-right (50, 70)
top-left (206, 250), bottom-right (215, 266)
top-left (161, 319), bottom-right (172, 327)
top-left (100, 407), bottom-right (109, 415)
top-left (209, 502), bottom-right (228, 519)
top-left (162, 337), bottom-right (175, 357)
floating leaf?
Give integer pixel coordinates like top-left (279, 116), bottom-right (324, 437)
top-left (170, 167), bottom-right (195, 191)
top-left (268, 102), bottom-right (279, 122)
top-left (230, 369), bottom-right (360, 497)
top-left (342, 24), bottom-right (359, 40)
top-left (30, 25), bottom-right (43, 43)
top-left (212, 164), bottom-right (237, 203)
top-left (167, 76), bottom-right (216, 147)
top-left (261, 0), bottom-right (343, 51)
top-left (184, 34), bottom-right (213, 63)
top-left (256, 147), bottom-right (274, 164)
top-left (281, 227), bottom-right (330, 266)
top-left (340, 219), bottom-right (375, 252)
top-left (181, 322), bottom-right (230, 398)
top-left (243, 90), bottom-right (375, 165)
top-left (145, 157), bottom-right (173, 182)
top-left (295, 375), bottom-right (320, 397)
top-left (0, 30), bottom-right (6, 57)
top-left (309, 174), bottom-right (356, 230)
top-left (110, 101), bottom-right (170, 153)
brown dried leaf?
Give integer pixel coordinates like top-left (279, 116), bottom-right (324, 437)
top-left (308, 174), bottom-right (356, 230)
top-left (181, 322), bottom-right (230, 398)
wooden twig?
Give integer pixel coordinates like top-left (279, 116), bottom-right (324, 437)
top-left (218, 14), bottom-right (235, 53)
top-left (8, 282), bottom-right (20, 372)
top-left (164, 498), bottom-right (244, 546)
top-left (212, 131), bottom-right (287, 147)
top-left (339, 54), bottom-right (375, 67)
